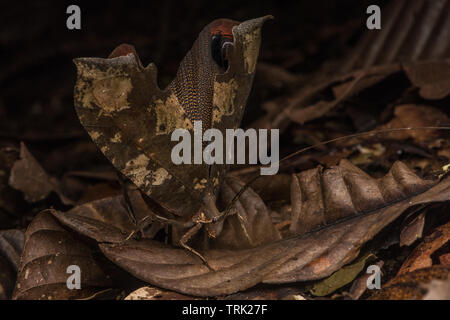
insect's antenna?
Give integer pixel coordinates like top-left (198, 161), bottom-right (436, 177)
top-left (220, 126), bottom-right (450, 219)
top-left (219, 174), bottom-right (261, 220)
top-left (277, 126), bottom-right (450, 165)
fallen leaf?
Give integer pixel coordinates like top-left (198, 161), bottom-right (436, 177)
top-left (369, 265), bottom-right (450, 300)
top-left (8, 142), bottom-right (73, 205)
top-left (347, 260), bottom-right (384, 300)
top-left (399, 212), bottom-right (426, 247)
top-left (52, 161), bottom-right (450, 296)
top-left (52, 193), bottom-right (150, 244)
top-left (289, 159), bottom-right (434, 235)
top-left (397, 220), bottom-right (450, 275)
top-left (211, 176), bottom-right (281, 249)
top-left (13, 210), bottom-right (137, 300)
top-left (310, 253), bottom-right (375, 297)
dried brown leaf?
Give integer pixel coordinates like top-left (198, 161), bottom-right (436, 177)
top-left (13, 210), bottom-right (132, 300)
top-left (397, 220), bottom-right (450, 275)
top-left (399, 212), bottom-right (426, 247)
top-left (369, 265), bottom-right (450, 300)
top-left (8, 142), bottom-right (73, 205)
top-left (211, 176), bottom-right (281, 249)
top-left (53, 161), bottom-right (450, 296)
top-left (289, 159), bottom-right (434, 235)
top-left (52, 193), bottom-right (149, 244)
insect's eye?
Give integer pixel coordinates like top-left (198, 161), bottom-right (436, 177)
top-left (211, 34), bottom-right (233, 70)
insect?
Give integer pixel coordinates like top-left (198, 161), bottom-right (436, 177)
top-left (73, 16), bottom-right (273, 267)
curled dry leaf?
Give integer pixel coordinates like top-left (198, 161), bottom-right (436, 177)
top-left (211, 176), bottom-right (281, 249)
top-left (369, 265), bottom-right (450, 300)
top-left (289, 159), bottom-right (434, 235)
top-left (52, 193), bottom-right (150, 244)
top-left (397, 220), bottom-right (450, 275)
top-left (13, 210), bottom-right (133, 300)
top-left (399, 212), bottom-right (426, 247)
top-left (52, 160), bottom-right (450, 296)
top-left (8, 142), bottom-right (73, 205)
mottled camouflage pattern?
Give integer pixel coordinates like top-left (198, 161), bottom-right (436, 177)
top-left (73, 16), bottom-right (272, 219)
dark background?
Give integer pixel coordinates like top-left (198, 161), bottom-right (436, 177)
top-left (0, 0), bottom-right (385, 149)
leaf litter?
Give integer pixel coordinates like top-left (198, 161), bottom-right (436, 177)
top-left (1, 1), bottom-right (450, 300)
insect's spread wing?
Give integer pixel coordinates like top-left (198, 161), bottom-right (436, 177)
top-left (209, 16), bottom-right (273, 193)
top-left (73, 16), bottom-right (272, 217)
top-left (74, 51), bottom-right (204, 217)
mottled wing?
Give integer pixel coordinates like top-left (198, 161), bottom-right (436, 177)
top-left (74, 53), bottom-right (203, 217)
top-left (73, 16), bottom-right (272, 217)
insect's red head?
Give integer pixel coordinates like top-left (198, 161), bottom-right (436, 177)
top-left (209, 19), bottom-right (239, 69)
top-left (210, 19), bottom-right (239, 40)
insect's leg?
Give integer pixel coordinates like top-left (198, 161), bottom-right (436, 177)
top-left (117, 172), bottom-right (137, 226)
top-left (201, 192), bottom-right (238, 239)
top-left (180, 223), bottom-right (215, 271)
top-left (122, 209), bottom-right (196, 242)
